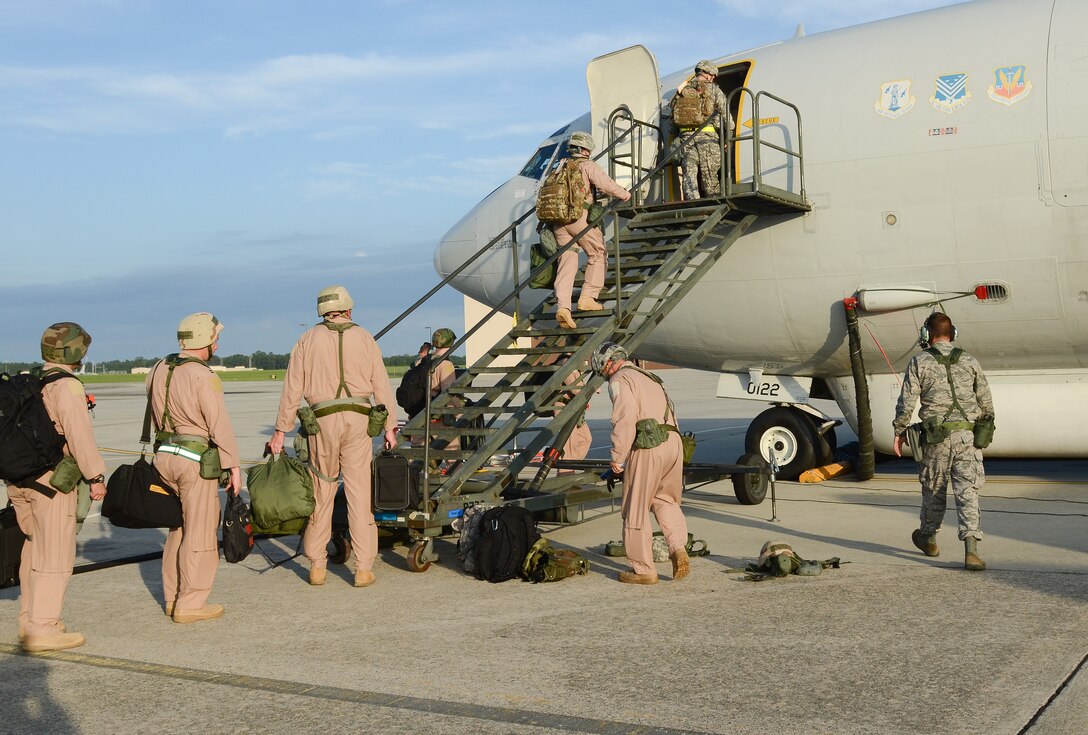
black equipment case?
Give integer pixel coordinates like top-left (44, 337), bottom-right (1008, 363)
top-left (372, 451), bottom-right (417, 512)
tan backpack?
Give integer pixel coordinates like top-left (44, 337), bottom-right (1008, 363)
top-left (536, 159), bottom-right (588, 225)
top-left (671, 78), bottom-right (717, 128)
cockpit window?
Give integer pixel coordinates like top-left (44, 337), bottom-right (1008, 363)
top-left (518, 143), bottom-right (558, 180)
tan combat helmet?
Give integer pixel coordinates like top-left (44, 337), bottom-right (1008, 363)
top-left (695, 60), bottom-right (718, 77)
top-left (431, 328), bottom-right (456, 348)
top-left (567, 131), bottom-right (595, 156)
top-left (41, 322), bottom-right (92, 364)
top-left (177, 312), bottom-right (224, 350)
top-left (317, 285), bottom-right (353, 316)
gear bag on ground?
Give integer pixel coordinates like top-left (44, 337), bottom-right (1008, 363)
top-left (474, 505), bottom-right (540, 583)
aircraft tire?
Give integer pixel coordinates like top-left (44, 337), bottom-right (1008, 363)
top-left (745, 406), bottom-right (819, 480)
top-left (732, 452), bottom-right (769, 505)
top-left (802, 414), bottom-right (837, 467)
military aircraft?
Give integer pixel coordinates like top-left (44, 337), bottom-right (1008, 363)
top-left (433, 0), bottom-right (1088, 477)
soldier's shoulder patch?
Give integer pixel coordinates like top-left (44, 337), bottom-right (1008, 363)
top-left (66, 379), bottom-right (85, 398)
top-left (208, 374), bottom-right (224, 393)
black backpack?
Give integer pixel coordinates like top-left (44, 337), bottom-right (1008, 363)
top-left (0, 371), bottom-right (74, 489)
top-left (396, 356), bottom-right (431, 417)
top-left (474, 505), bottom-right (540, 583)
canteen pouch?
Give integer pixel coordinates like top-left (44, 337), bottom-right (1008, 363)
top-left (538, 226), bottom-right (559, 257)
top-left (905, 423), bottom-right (925, 462)
top-left (586, 202), bottom-right (606, 228)
top-left (297, 406), bottom-right (321, 436)
top-left (921, 415), bottom-right (949, 445)
top-left (973, 414), bottom-right (995, 449)
top-left (367, 404), bottom-right (389, 438)
top-left (198, 447), bottom-right (222, 480)
top-left (633, 418), bottom-right (670, 450)
top-left (293, 432), bottom-right (309, 463)
top-left (48, 455), bottom-right (82, 494)
top-left (681, 431), bottom-right (697, 464)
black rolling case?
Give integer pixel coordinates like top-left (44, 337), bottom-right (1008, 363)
top-left (372, 451), bottom-right (417, 512)
top-left (1, 502), bottom-right (27, 588)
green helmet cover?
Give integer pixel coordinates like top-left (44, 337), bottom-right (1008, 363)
top-left (41, 322), bottom-right (92, 364)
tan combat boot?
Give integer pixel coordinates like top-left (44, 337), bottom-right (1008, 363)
top-left (173, 604), bottom-right (225, 624)
top-left (964, 538), bottom-right (986, 571)
top-left (671, 549), bottom-right (690, 580)
top-left (576, 298), bottom-right (604, 312)
top-left (912, 529), bottom-right (940, 557)
top-left (556, 308), bottom-right (577, 329)
top-left (309, 563), bottom-right (327, 586)
top-left (354, 569), bottom-right (376, 588)
top-left (22, 631), bottom-right (86, 652)
top-left (618, 571), bottom-right (659, 585)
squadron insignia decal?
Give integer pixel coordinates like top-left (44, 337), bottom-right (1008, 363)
top-left (930, 73), bottom-right (971, 113)
top-left (987, 65), bottom-right (1032, 106)
top-left (874, 80), bottom-right (915, 119)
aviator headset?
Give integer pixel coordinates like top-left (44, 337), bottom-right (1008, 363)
top-left (919, 312), bottom-right (958, 347)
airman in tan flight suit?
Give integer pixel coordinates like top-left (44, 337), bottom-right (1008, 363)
top-left (552, 131), bottom-right (631, 330)
top-left (270, 286), bottom-right (397, 588)
top-left (148, 312), bottom-right (242, 623)
top-left (593, 343), bottom-right (690, 585)
top-left (10, 323), bottom-right (106, 652)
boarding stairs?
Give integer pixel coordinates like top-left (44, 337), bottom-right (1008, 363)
top-left (376, 91), bottom-right (809, 546)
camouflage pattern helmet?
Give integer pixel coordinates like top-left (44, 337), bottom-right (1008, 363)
top-left (695, 60), bottom-right (718, 77)
top-left (431, 327), bottom-right (456, 348)
top-left (41, 322), bottom-right (92, 364)
top-left (567, 131), bottom-right (595, 155)
top-left (591, 341), bottom-right (628, 374)
top-left (317, 285), bottom-right (354, 316)
top-left (177, 312), bottom-right (223, 350)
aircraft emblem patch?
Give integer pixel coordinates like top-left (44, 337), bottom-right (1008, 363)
top-left (930, 73), bottom-right (971, 113)
top-left (874, 80), bottom-right (915, 119)
top-left (987, 65), bottom-right (1032, 106)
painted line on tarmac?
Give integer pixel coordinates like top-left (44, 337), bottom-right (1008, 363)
top-left (0, 644), bottom-right (717, 735)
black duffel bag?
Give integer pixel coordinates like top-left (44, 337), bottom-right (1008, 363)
top-left (221, 492), bottom-right (254, 563)
top-left (103, 455), bottom-right (183, 529)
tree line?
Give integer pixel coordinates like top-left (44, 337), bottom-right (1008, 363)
top-left (1, 351), bottom-right (464, 374)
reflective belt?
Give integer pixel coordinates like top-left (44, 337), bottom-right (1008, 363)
top-left (156, 444), bottom-right (203, 462)
top-left (680, 124), bottom-right (717, 135)
top-left (310, 396), bottom-right (373, 419)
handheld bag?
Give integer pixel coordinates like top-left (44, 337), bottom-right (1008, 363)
top-left (221, 492), bottom-right (254, 563)
top-left (1, 503), bottom-right (27, 589)
top-left (246, 453), bottom-right (315, 533)
top-left (103, 455), bottom-right (183, 529)
top-left (529, 240), bottom-right (557, 290)
top-left (372, 450), bottom-right (417, 512)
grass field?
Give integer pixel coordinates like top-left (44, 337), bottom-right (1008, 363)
top-left (81, 366), bottom-right (411, 384)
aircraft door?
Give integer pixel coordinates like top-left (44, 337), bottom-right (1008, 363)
top-left (1048, 0), bottom-right (1088, 206)
top-left (586, 45), bottom-right (662, 195)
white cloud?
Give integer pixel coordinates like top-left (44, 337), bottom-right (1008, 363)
top-left (713, 0), bottom-right (963, 25)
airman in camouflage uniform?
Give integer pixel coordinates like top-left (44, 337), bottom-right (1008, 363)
top-left (892, 313), bottom-right (994, 570)
top-left (673, 60), bottom-right (734, 201)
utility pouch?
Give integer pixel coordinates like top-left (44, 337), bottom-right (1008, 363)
top-left (680, 431), bottom-right (697, 465)
top-left (921, 416), bottom-right (949, 445)
top-left (297, 406), bottom-right (321, 436)
top-left (198, 447), bottom-right (222, 480)
top-left (633, 418), bottom-right (670, 450)
top-left (48, 455), bottom-right (83, 494)
top-left (586, 202), bottom-right (606, 228)
top-left (293, 432), bottom-right (309, 463)
top-left (367, 404), bottom-right (389, 438)
top-left (538, 226), bottom-right (559, 257)
top-left (905, 423), bottom-right (925, 462)
top-left (973, 415), bottom-right (996, 449)
top-left (155, 429), bottom-right (173, 445)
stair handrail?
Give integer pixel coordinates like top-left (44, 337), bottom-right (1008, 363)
top-left (722, 87), bottom-right (807, 200)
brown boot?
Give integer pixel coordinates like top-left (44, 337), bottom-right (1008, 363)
top-left (22, 631), bottom-right (85, 652)
top-left (556, 308), bottom-right (577, 329)
top-left (964, 538), bottom-right (986, 571)
top-left (577, 298), bottom-right (604, 312)
top-left (912, 529), bottom-right (939, 557)
top-left (670, 549), bottom-right (690, 580)
top-left (309, 563), bottom-right (327, 586)
top-left (354, 569), bottom-right (376, 588)
top-left (618, 571), bottom-right (659, 585)
top-left (173, 604), bottom-right (225, 624)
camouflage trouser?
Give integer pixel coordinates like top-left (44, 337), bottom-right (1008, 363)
top-left (918, 430), bottom-right (984, 541)
top-left (679, 132), bottom-right (722, 200)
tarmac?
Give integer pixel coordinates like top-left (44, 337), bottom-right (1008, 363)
top-left (2, 369), bottom-right (1086, 734)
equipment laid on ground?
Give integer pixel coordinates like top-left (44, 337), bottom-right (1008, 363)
top-left (455, 503), bottom-right (497, 576)
top-left (1, 502), bottom-right (26, 589)
top-left (744, 541), bottom-right (843, 581)
top-left (522, 538), bottom-right (589, 583)
top-left (605, 532), bottom-right (709, 560)
top-left (474, 505), bottom-right (540, 583)
top-left (103, 455), bottom-right (183, 529)
top-left (0, 371), bottom-right (76, 496)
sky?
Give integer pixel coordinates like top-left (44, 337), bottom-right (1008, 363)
top-left (0, 0), bottom-right (964, 362)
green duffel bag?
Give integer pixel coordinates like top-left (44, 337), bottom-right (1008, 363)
top-left (246, 453), bottom-right (315, 532)
top-left (522, 538), bottom-right (589, 583)
top-left (529, 240), bottom-right (557, 290)
top-left (251, 516), bottom-right (308, 537)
